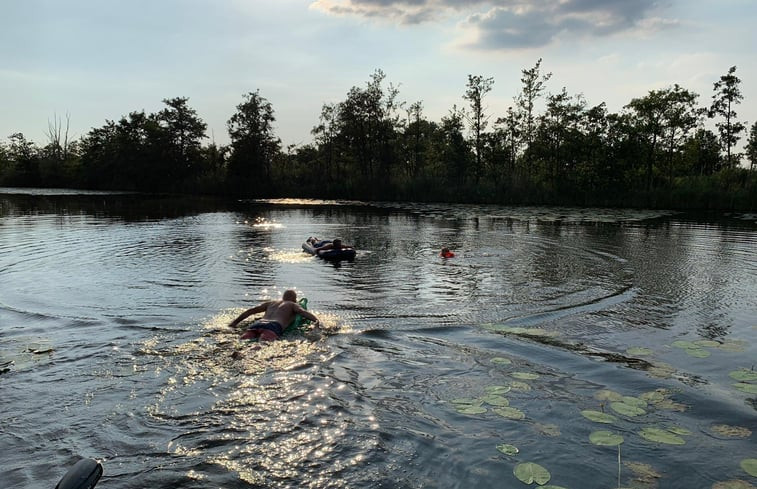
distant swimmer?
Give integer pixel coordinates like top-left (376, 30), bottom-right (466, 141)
top-left (229, 289), bottom-right (320, 341)
top-left (440, 247), bottom-right (455, 258)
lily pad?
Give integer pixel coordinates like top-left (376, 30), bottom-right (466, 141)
top-left (511, 371), bottom-right (540, 380)
top-left (666, 426), bottom-right (692, 436)
top-left (621, 396), bottom-right (648, 409)
top-left (595, 389), bottom-right (623, 402)
top-left (494, 406), bottom-right (525, 420)
top-left (485, 385), bottom-right (512, 395)
top-left (733, 383), bottom-right (757, 394)
top-left (509, 381), bottom-right (532, 391)
top-left (496, 443), bottom-right (519, 456)
top-left (718, 340), bottom-right (748, 352)
top-left (672, 340), bottom-right (697, 349)
top-left (483, 394), bottom-right (510, 406)
top-left (540, 486), bottom-right (569, 489)
top-left (710, 424), bottom-right (752, 438)
top-left (491, 357), bottom-right (512, 365)
top-left (589, 430), bottom-right (624, 446)
top-left (514, 462), bottom-right (551, 485)
top-left (640, 389), bottom-right (667, 403)
top-left (654, 399), bottom-right (688, 412)
top-left (626, 347), bottom-right (654, 356)
top-left (624, 461), bottom-right (661, 480)
top-left (729, 369), bottom-right (757, 382)
top-left (456, 405), bottom-right (487, 415)
top-left (712, 480), bottom-right (757, 489)
top-left (684, 347), bottom-right (710, 358)
top-left (581, 410), bottom-right (618, 424)
top-left (639, 427), bottom-right (685, 445)
top-left (694, 339), bottom-right (720, 347)
top-left (742, 459), bottom-right (757, 477)
top-left (451, 398), bottom-right (483, 406)
top-left (610, 401), bottom-right (646, 417)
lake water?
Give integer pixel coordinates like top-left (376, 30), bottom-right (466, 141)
top-left (1, 188), bottom-right (756, 489)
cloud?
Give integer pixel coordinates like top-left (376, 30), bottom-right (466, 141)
top-left (310, 0), bottom-right (675, 48)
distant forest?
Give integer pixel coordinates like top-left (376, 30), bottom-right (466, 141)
top-left (2, 61), bottom-right (757, 210)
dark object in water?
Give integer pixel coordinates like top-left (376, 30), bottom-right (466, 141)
top-left (55, 458), bottom-right (102, 489)
top-left (302, 239), bottom-right (356, 261)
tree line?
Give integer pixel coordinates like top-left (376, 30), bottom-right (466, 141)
top-left (2, 62), bottom-right (756, 210)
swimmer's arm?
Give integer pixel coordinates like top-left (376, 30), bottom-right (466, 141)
top-left (293, 304), bottom-right (319, 324)
top-left (228, 302), bottom-right (270, 329)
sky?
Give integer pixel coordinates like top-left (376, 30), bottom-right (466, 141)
top-left (1, 0), bottom-right (756, 150)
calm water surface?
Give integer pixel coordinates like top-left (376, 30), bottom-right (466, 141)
top-left (1, 188), bottom-right (756, 489)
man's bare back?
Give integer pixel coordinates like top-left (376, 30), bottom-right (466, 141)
top-left (228, 290), bottom-right (319, 341)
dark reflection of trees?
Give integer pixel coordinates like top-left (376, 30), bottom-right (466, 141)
top-left (0, 191), bottom-right (236, 222)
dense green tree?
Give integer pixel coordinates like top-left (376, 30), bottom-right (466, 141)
top-left (516, 58), bottom-right (552, 176)
top-left (746, 121), bottom-right (757, 171)
top-left (710, 66), bottom-right (745, 167)
top-left (5, 133), bottom-right (40, 185)
top-left (463, 75), bottom-right (494, 184)
top-left (681, 129), bottom-right (721, 176)
top-left (158, 97), bottom-right (208, 180)
top-left (226, 90), bottom-right (280, 195)
top-left (311, 102), bottom-right (341, 187)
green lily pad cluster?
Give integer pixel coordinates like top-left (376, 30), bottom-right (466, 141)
top-left (671, 338), bottom-right (750, 358)
top-left (584, 388), bottom-right (694, 448)
top-left (451, 383), bottom-right (522, 416)
top-left (610, 396), bottom-right (647, 417)
top-left (729, 368), bottom-right (757, 394)
top-left (672, 340), bottom-right (713, 358)
top-left (589, 430), bottom-right (624, 446)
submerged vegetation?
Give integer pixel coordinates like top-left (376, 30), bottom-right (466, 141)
top-left (2, 62), bottom-right (756, 209)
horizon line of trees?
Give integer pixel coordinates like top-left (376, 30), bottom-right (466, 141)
top-left (2, 62), bottom-right (757, 210)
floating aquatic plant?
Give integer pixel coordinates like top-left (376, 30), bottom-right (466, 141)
top-left (496, 443), bottom-right (519, 456)
top-left (712, 480), bottom-right (757, 489)
top-left (494, 406), bottom-right (526, 420)
top-left (581, 409), bottom-right (618, 424)
top-left (509, 381), bottom-right (532, 391)
top-left (639, 427), bottom-right (685, 445)
top-left (485, 385), bottom-right (512, 395)
top-left (491, 357), bottom-right (512, 365)
top-left (624, 461), bottom-right (662, 481)
top-left (685, 347), bottom-right (711, 358)
top-left (733, 383), bottom-right (757, 394)
top-left (710, 424), bottom-right (752, 438)
top-left (589, 430), bottom-right (624, 446)
top-left (511, 371), bottom-right (540, 380)
top-left (742, 459), bottom-right (757, 477)
top-left (513, 462), bottom-right (551, 485)
top-left (483, 394), bottom-right (510, 406)
top-left (717, 340), bottom-right (748, 353)
top-left (456, 405), bottom-right (488, 415)
top-left (610, 401), bottom-right (646, 417)
top-left (450, 398), bottom-right (483, 406)
top-left (595, 389), bottom-right (624, 402)
top-left (729, 369), bottom-right (757, 382)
